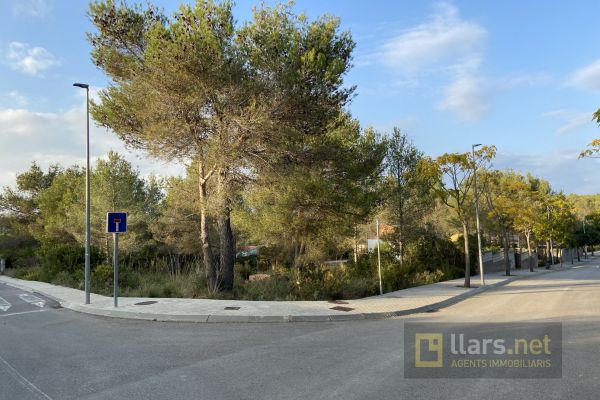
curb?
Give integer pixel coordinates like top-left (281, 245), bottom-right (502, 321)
top-left (0, 259), bottom-right (594, 324)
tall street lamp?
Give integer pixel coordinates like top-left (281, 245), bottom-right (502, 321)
top-left (376, 219), bottom-right (383, 295)
top-left (583, 216), bottom-right (587, 259)
top-left (73, 82), bottom-right (91, 304)
top-left (472, 144), bottom-right (485, 286)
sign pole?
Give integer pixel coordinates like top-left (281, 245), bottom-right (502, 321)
top-left (107, 212), bottom-right (127, 308)
top-left (113, 232), bottom-right (119, 307)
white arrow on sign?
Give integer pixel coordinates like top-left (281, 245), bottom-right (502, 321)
top-left (0, 297), bottom-right (11, 312)
top-left (18, 294), bottom-right (45, 308)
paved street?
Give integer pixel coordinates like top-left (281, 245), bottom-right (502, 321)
top-left (2, 263), bottom-right (600, 400)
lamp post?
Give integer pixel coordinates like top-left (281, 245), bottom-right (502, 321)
top-left (472, 144), bottom-right (485, 286)
top-left (546, 205), bottom-right (553, 268)
top-left (376, 219), bottom-right (383, 295)
top-left (583, 217), bottom-right (587, 259)
top-left (73, 83), bottom-right (91, 304)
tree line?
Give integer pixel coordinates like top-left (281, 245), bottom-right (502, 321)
top-left (1, 134), bottom-right (595, 296)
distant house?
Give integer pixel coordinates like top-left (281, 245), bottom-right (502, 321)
top-left (236, 245), bottom-right (259, 259)
top-left (367, 239), bottom-right (381, 252)
top-left (322, 259), bottom-right (349, 268)
top-left (367, 223), bottom-right (395, 252)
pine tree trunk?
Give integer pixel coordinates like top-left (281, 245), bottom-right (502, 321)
top-left (216, 169), bottom-right (235, 291)
top-left (463, 221), bottom-right (470, 288)
top-left (217, 212), bottom-right (235, 291)
top-left (198, 160), bottom-right (217, 291)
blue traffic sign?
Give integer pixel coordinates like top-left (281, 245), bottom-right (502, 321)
top-left (106, 212), bottom-right (127, 233)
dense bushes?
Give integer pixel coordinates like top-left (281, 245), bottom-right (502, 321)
top-left (235, 267), bottom-right (377, 301)
top-left (5, 229), bottom-right (473, 301)
top-left (230, 235), bottom-right (465, 301)
top-left (38, 242), bottom-right (103, 274)
top-left (12, 243), bottom-right (101, 284)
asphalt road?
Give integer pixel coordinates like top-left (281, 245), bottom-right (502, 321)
top-left (1, 263), bottom-right (600, 400)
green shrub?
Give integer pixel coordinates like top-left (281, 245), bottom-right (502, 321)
top-left (410, 269), bottom-right (445, 285)
top-left (238, 273), bottom-right (294, 301)
top-left (0, 234), bottom-right (37, 269)
top-left (15, 266), bottom-right (45, 281)
top-left (91, 264), bottom-right (114, 291)
top-left (340, 276), bottom-right (378, 298)
top-left (234, 266), bottom-right (378, 301)
top-left (236, 261), bottom-right (253, 280)
top-left (36, 242), bottom-right (103, 282)
top-left (162, 281), bottom-right (183, 298)
top-left (146, 283), bottom-right (163, 298)
top-left (51, 270), bottom-right (79, 287)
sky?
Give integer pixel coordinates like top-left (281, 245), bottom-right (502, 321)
top-left (1, 0), bottom-right (600, 194)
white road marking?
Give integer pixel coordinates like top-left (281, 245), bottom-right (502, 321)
top-left (0, 296), bottom-right (11, 312)
top-left (0, 309), bottom-right (48, 317)
top-left (0, 353), bottom-right (54, 400)
top-left (18, 293), bottom-right (45, 308)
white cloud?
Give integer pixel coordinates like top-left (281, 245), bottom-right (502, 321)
top-left (360, 2), bottom-right (549, 122)
top-left (368, 2), bottom-right (487, 73)
top-left (438, 76), bottom-right (488, 121)
top-left (364, 2), bottom-right (490, 121)
top-left (568, 59), bottom-right (600, 90)
top-left (5, 42), bottom-right (60, 77)
top-left (542, 109), bottom-right (594, 134)
top-left (0, 99), bottom-right (185, 190)
top-left (0, 90), bottom-right (28, 107)
top-left (438, 73), bottom-right (551, 122)
top-left (11, 0), bottom-right (52, 18)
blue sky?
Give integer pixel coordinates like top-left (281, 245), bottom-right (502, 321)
top-left (1, 0), bottom-right (600, 193)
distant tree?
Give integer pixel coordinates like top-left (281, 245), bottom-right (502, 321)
top-left (567, 194), bottom-right (600, 254)
top-left (151, 164), bottom-right (209, 262)
top-left (93, 152), bottom-right (162, 258)
top-left (0, 163), bottom-right (62, 263)
top-left (37, 152), bottom-right (162, 256)
top-left (513, 174), bottom-right (550, 271)
top-left (0, 162), bottom-right (60, 226)
top-left (480, 170), bottom-right (526, 275)
top-left (532, 191), bottom-right (576, 265)
top-left (384, 128), bottom-right (433, 264)
top-left (234, 117), bottom-right (386, 269)
top-left (579, 212), bottom-right (600, 247)
top-left (547, 194), bottom-right (577, 254)
top-left (424, 146), bottom-right (495, 287)
top-left (36, 167), bottom-right (85, 244)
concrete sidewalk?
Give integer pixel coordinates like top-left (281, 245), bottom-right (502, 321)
top-left (1, 256), bottom-right (596, 323)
